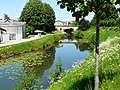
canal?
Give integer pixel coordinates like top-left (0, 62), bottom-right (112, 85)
top-left (0, 39), bottom-right (90, 90)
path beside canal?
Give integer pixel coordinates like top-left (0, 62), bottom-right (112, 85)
top-left (0, 35), bottom-right (44, 47)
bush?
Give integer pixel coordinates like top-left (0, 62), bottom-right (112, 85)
top-left (26, 25), bottom-right (35, 34)
top-left (48, 59), bottom-right (67, 84)
top-left (79, 18), bottom-right (90, 31)
top-left (73, 30), bottom-right (84, 38)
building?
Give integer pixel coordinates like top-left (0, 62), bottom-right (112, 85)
top-left (0, 20), bottom-right (26, 43)
top-left (55, 20), bottom-right (78, 31)
top-left (0, 27), bottom-right (6, 42)
top-left (55, 20), bottom-right (68, 26)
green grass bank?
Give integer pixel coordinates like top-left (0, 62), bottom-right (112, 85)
top-left (47, 27), bottom-right (120, 90)
top-left (0, 34), bottom-right (64, 59)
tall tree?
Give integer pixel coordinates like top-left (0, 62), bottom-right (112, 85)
top-left (41, 3), bottom-right (56, 32)
top-left (57, 0), bottom-right (117, 90)
top-left (19, 0), bottom-right (55, 33)
top-left (19, 0), bottom-right (43, 33)
top-left (79, 18), bottom-right (90, 31)
top-left (4, 14), bottom-right (10, 21)
top-left (91, 11), bottom-right (118, 26)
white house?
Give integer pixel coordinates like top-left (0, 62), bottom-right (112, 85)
top-left (55, 20), bottom-right (69, 26)
top-left (55, 20), bottom-right (78, 31)
top-left (0, 20), bottom-right (26, 43)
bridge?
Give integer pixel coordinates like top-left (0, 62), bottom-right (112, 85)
top-left (55, 25), bottom-right (79, 32)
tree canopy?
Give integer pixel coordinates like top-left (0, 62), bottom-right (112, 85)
top-left (79, 18), bottom-right (90, 31)
top-left (40, 3), bottom-right (56, 32)
top-left (19, 0), bottom-right (55, 33)
top-left (90, 10), bottom-right (119, 27)
top-left (57, 0), bottom-right (117, 20)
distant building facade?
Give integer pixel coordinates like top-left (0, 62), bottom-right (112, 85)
top-left (55, 20), bottom-right (78, 31)
top-left (55, 20), bottom-right (69, 26)
top-left (0, 20), bottom-right (26, 43)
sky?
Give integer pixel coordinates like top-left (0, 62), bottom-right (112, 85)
top-left (0, 0), bottom-right (94, 21)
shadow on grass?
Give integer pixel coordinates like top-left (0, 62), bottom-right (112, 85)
top-left (68, 76), bottom-right (94, 90)
top-left (67, 72), bottom-right (118, 90)
top-left (99, 71), bottom-right (119, 85)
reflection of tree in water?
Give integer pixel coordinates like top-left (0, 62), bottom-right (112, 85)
top-left (14, 46), bottom-right (56, 90)
top-left (66, 34), bottom-right (74, 41)
top-left (13, 69), bottom-right (40, 90)
top-left (75, 42), bottom-right (89, 51)
top-left (75, 39), bottom-right (93, 52)
top-left (23, 46), bottom-right (55, 78)
top-left (64, 36), bottom-right (93, 52)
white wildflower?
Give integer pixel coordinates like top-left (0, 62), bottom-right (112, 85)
top-left (112, 81), bottom-right (114, 83)
top-left (79, 73), bottom-right (82, 76)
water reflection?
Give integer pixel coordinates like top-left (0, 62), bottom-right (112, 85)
top-left (0, 39), bottom-right (91, 90)
top-left (23, 46), bottom-right (55, 78)
top-left (75, 39), bottom-right (94, 52)
top-left (0, 46), bottom-right (55, 90)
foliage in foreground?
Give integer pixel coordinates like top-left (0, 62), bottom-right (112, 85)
top-left (47, 28), bottom-right (120, 90)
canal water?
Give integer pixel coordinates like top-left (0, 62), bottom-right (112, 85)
top-left (0, 39), bottom-right (90, 90)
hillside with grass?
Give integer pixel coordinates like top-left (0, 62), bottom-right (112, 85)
top-left (47, 27), bottom-right (120, 90)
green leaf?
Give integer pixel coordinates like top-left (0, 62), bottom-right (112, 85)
top-left (111, 0), bottom-right (117, 4)
top-left (84, 1), bottom-right (87, 6)
top-left (76, 5), bottom-right (84, 11)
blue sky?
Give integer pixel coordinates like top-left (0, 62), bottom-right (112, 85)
top-left (0, 0), bottom-right (94, 21)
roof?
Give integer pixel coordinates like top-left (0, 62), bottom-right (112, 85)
top-left (0, 20), bottom-right (26, 27)
top-left (55, 20), bottom-right (68, 24)
top-left (55, 20), bottom-right (65, 23)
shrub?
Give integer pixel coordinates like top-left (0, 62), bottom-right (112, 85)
top-left (48, 59), bottom-right (67, 84)
top-left (26, 25), bottom-right (35, 34)
top-left (73, 30), bottom-right (84, 38)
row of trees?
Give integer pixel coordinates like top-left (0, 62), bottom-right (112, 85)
top-left (69, 18), bottom-right (90, 31)
top-left (70, 11), bottom-right (120, 30)
top-left (19, 0), bottom-right (55, 33)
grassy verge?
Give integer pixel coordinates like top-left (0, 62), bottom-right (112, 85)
top-left (0, 34), bottom-right (64, 59)
top-left (73, 27), bottom-right (120, 44)
top-left (47, 27), bottom-right (120, 90)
